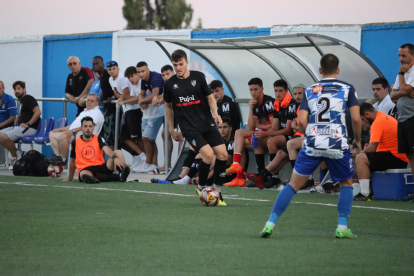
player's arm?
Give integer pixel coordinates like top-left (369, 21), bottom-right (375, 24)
top-left (207, 94), bottom-right (222, 124)
top-left (64, 158), bottom-right (76, 182)
top-left (349, 105), bottom-right (362, 151)
top-left (140, 88), bottom-right (159, 104)
top-left (247, 100), bottom-right (256, 130)
top-left (298, 109), bottom-right (309, 133)
top-left (362, 142), bottom-right (378, 153)
top-left (20, 106), bottom-right (41, 129)
top-left (0, 115), bottom-right (15, 129)
top-left (78, 79), bottom-right (94, 101)
top-left (102, 145), bottom-right (126, 170)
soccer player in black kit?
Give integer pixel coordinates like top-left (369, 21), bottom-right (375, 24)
top-left (163, 50), bottom-right (228, 206)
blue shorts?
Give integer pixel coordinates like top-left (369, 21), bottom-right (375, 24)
top-left (142, 116), bottom-right (163, 141)
top-left (294, 148), bottom-right (354, 182)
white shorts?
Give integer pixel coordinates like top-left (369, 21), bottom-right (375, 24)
top-left (0, 126), bottom-right (37, 141)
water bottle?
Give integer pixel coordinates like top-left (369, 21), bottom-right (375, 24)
top-left (252, 135), bottom-right (258, 149)
top-left (150, 178), bottom-right (172, 184)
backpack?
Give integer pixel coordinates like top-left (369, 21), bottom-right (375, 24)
top-left (13, 150), bottom-right (50, 177)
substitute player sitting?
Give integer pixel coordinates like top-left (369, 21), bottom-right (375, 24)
top-left (66, 116), bottom-right (130, 183)
top-left (354, 103), bottom-right (408, 201)
top-left (260, 54), bottom-right (362, 239)
top-left (225, 78), bottom-right (275, 187)
top-left (163, 50), bottom-right (228, 205)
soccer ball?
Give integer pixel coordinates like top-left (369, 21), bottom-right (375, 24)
top-left (200, 187), bottom-right (220, 206)
top-left (47, 164), bottom-right (63, 178)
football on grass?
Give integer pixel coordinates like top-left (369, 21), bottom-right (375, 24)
top-left (47, 164), bottom-right (63, 178)
top-left (200, 187), bottom-right (220, 206)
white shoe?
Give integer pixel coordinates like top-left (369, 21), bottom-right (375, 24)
top-left (16, 150), bottom-right (23, 160)
top-left (9, 157), bottom-right (16, 170)
top-left (140, 152), bottom-right (147, 163)
top-left (132, 155), bottom-right (142, 169)
top-left (173, 175), bottom-right (190, 185)
top-left (133, 163), bottom-right (153, 173)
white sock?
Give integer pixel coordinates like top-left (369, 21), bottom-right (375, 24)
top-left (197, 184), bottom-right (206, 190)
top-left (213, 184), bottom-right (221, 193)
top-left (173, 175), bottom-right (190, 184)
top-left (338, 225), bottom-right (347, 231)
top-left (272, 174), bottom-right (279, 179)
top-left (56, 154), bottom-right (61, 157)
top-left (266, 221), bottom-right (275, 227)
top-left (309, 174), bottom-right (313, 180)
top-left (62, 157), bottom-right (67, 162)
top-left (140, 152), bottom-right (146, 161)
top-left (359, 179), bottom-right (370, 196)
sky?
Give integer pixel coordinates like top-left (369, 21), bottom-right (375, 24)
top-left (0, 0), bottom-right (413, 37)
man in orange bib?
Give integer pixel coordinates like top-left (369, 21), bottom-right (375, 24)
top-left (354, 103), bottom-right (409, 200)
top-left (67, 116), bottom-right (130, 183)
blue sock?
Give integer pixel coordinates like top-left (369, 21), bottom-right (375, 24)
top-left (337, 186), bottom-right (353, 230)
top-left (267, 184), bottom-right (297, 226)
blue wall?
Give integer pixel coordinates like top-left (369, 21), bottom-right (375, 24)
top-left (361, 22), bottom-right (414, 85)
top-left (42, 33), bottom-right (112, 156)
top-left (191, 28), bottom-right (270, 39)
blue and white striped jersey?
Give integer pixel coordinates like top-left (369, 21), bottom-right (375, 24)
top-left (300, 79), bottom-right (359, 159)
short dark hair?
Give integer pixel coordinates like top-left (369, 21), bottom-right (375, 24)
top-left (92, 56), bottom-right (103, 62)
top-left (360, 102), bottom-right (376, 116)
top-left (210, 80), bottom-right (223, 90)
top-left (0, 80), bottom-right (4, 88)
top-left (161, 64), bottom-right (174, 73)
top-left (248, 78), bottom-right (263, 87)
top-left (171, 50), bottom-right (188, 62)
top-left (124, 66), bottom-right (138, 78)
top-left (136, 61), bottom-right (148, 68)
top-left (372, 77), bottom-right (389, 89)
top-left (400, 43), bottom-right (414, 55)
top-left (273, 79), bottom-right (288, 90)
top-left (320, 54), bottom-right (339, 75)
top-left (81, 116), bottom-right (95, 126)
top-left (13, 81), bottom-right (25, 89)
top-left (221, 117), bottom-right (232, 128)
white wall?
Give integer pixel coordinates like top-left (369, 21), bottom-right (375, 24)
top-left (112, 30), bottom-right (192, 168)
top-left (0, 37), bottom-right (44, 154)
top-left (271, 25), bottom-right (362, 50)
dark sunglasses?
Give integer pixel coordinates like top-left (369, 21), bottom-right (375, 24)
top-left (67, 62), bottom-right (78, 66)
top-left (106, 61), bottom-right (117, 67)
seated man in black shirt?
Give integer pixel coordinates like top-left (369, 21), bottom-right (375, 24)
top-left (210, 80), bottom-right (241, 133)
top-left (0, 81), bottom-right (41, 169)
top-left (225, 78), bottom-right (275, 188)
top-left (65, 56), bottom-right (94, 116)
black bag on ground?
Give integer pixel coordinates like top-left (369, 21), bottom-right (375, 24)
top-left (13, 150), bottom-right (50, 177)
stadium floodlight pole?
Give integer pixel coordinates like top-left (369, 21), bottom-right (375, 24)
top-left (114, 102), bottom-right (120, 150)
top-left (164, 112), bottom-right (169, 175)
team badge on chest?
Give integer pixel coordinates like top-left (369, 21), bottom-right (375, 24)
top-left (191, 80), bottom-right (196, 87)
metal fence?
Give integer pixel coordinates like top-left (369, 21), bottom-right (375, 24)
top-left (12, 97), bottom-right (170, 172)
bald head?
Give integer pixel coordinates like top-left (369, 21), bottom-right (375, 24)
top-left (67, 56), bottom-right (81, 75)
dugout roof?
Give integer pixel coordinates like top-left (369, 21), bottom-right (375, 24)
top-left (147, 34), bottom-right (382, 100)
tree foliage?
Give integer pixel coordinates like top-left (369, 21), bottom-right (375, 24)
top-left (123, 0), bottom-right (194, 30)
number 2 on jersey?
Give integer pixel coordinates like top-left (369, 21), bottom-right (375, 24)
top-left (316, 97), bottom-right (330, 124)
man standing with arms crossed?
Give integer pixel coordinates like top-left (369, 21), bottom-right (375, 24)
top-left (260, 54), bottom-right (362, 238)
top-left (163, 50), bottom-right (228, 206)
top-left (390, 43), bottom-right (414, 202)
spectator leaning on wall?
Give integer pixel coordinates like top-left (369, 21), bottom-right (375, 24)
top-left (65, 56), bottom-right (94, 116)
top-left (0, 81), bottom-right (41, 169)
top-left (0, 80), bottom-right (17, 130)
top-left (92, 56), bottom-right (116, 148)
top-left (391, 43), bottom-right (414, 202)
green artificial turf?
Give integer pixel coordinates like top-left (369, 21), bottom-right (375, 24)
top-left (1, 176), bottom-right (413, 276)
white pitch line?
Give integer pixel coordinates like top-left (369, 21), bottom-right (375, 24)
top-left (1, 182), bottom-right (414, 213)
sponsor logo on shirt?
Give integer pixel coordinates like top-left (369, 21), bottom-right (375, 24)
top-left (191, 80), bottom-right (196, 87)
top-left (265, 101), bottom-right (273, 111)
top-left (69, 79), bottom-right (73, 86)
top-left (312, 85), bottom-right (323, 94)
top-left (176, 95), bottom-right (200, 107)
top-left (191, 140), bottom-right (196, 146)
top-left (79, 76), bottom-right (83, 80)
top-left (227, 142), bottom-right (234, 151)
top-left (174, 84), bottom-right (178, 89)
top-left (222, 103), bottom-right (230, 113)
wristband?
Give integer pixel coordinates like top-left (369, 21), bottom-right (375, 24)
top-left (112, 155), bottom-right (118, 160)
top-left (398, 71), bottom-right (405, 75)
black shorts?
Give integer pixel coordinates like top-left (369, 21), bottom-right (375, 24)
top-left (185, 127), bottom-right (224, 152)
top-left (280, 135), bottom-right (301, 154)
top-left (120, 109), bottom-right (142, 142)
top-left (398, 116), bottom-right (414, 154)
top-left (79, 163), bottom-right (113, 182)
top-left (365, 151), bottom-right (408, 172)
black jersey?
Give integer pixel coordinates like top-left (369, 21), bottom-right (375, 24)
top-left (217, 95), bottom-right (241, 131)
top-left (273, 98), bottom-right (297, 130)
top-left (224, 132), bottom-right (235, 156)
top-left (18, 94), bottom-right (40, 129)
top-left (163, 71), bottom-right (215, 136)
top-left (253, 94), bottom-right (275, 126)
